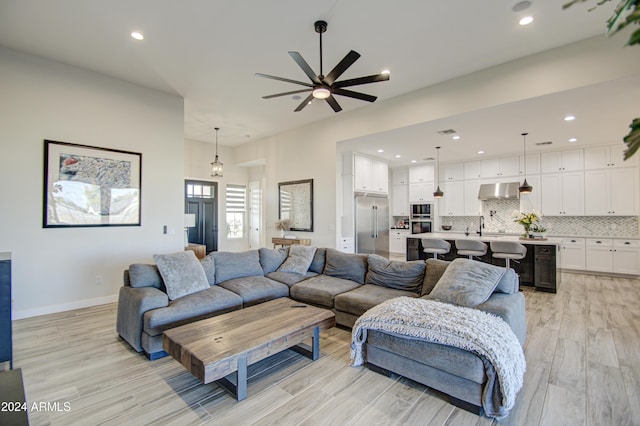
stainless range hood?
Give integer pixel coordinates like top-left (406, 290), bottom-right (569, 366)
top-left (478, 182), bottom-right (521, 200)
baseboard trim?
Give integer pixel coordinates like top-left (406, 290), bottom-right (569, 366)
top-left (12, 294), bottom-right (118, 320)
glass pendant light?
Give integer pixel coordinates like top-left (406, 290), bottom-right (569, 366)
top-left (211, 127), bottom-right (223, 178)
top-left (519, 132), bottom-right (532, 194)
top-left (433, 146), bottom-right (444, 198)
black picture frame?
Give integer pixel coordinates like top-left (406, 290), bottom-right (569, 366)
top-left (43, 140), bottom-right (142, 228)
top-left (278, 179), bottom-right (313, 232)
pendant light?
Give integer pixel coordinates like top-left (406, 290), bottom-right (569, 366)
top-left (210, 127), bottom-right (223, 178)
top-left (519, 132), bottom-right (533, 194)
top-left (433, 146), bottom-right (444, 198)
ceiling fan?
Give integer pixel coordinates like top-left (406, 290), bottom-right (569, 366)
top-left (255, 20), bottom-right (389, 112)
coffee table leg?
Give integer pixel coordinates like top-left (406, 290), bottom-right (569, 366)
top-left (291, 326), bottom-right (320, 361)
top-left (215, 355), bottom-right (248, 401)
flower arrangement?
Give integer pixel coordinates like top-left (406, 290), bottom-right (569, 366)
top-left (512, 210), bottom-right (542, 238)
top-left (275, 219), bottom-right (291, 236)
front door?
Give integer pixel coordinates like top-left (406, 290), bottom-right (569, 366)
top-left (185, 180), bottom-right (218, 253)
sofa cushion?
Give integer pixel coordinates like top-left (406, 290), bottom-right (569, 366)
top-left (278, 245), bottom-right (317, 275)
top-left (323, 249), bottom-right (368, 284)
top-left (143, 285), bottom-right (243, 336)
top-left (422, 259), bottom-right (450, 296)
top-left (200, 253), bottom-right (216, 285)
top-left (259, 247), bottom-right (289, 274)
top-left (128, 264), bottom-right (165, 290)
top-left (428, 258), bottom-right (505, 308)
top-left (266, 271), bottom-right (318, 287)
top-left (495, 268), bottom-right (519, 294)
top-left (153, 251), bottom-right (210, 301)
top-left (218, 276), bottom-right (289, 307)
top-left (290, 274), bottom-right (361, 308)
top-left (365, 255), bottom-right (425, 293)
top-left (334, 284), bottom-right (419, 317)
top-left (309, 248), bottom-right (327, 274)
top-left (213, 250), bottom-right (264, 284)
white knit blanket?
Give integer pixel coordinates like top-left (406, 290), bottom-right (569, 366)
top-left (350, 297), bottom-right (526, 419)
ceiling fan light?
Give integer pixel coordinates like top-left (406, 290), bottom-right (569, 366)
top-left (312, 87), bottom-right (331, 99)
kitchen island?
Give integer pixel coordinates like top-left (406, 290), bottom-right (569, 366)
top-left (407, 232), bottom-right (560, 293)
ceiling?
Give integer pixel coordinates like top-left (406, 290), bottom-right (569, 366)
top-left (0, 0), bottom-right (634, 157)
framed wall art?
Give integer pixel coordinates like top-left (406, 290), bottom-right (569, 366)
top-left (278, 179), bottom-right (313, 232)
top-left (43, 140), bottom-right (142, 228)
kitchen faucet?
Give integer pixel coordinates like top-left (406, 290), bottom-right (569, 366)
top-left (477, 215), bottom-right (484, 236)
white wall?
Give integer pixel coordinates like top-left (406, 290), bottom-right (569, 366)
top-left (234, 36), bottom-right (640, 249)
top-left (184, 138), bottom-right (250, 252)
top-left (0, 47), bottom-right (185, 319)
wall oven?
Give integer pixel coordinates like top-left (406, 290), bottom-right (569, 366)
top-left (411, 220), bottom-right (433, 234)
top-left (410, 203), bottom-right (433, 219)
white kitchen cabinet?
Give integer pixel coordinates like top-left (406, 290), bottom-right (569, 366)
top-left (613, 239), bottom-right (640, 275)
top-left (440, 162), bottom-right (464, 181)
top-left (584, 144), bottom-right (638, 170)
top-left (481, 156), bottom-right (520, 178)
top-left (392, 184), bottom-right (409, 216)
top-left (540, 149), bottom-right (583, 173)
top-left (389, 229), bottom-right (410, 254)
top-left (560, 238), bottom-right (586, 270)
top-left (540, 172), bottom-right (584, 215)
top-left (392, 168), bottom-right (409, 185)
top-left (354, 154), bottom-right (388, 193)
top-left (586, 238), bottom-right (613, 273)
top-left (519, 153), bottom-right (540, 175)
top-left (518, 175), bottom-right (541, 214)
top-left (463, 180), bottom-right (483, 216)
top-left (585, 168), bottom-right (639, 216)
top-left (338, 237), bottom-right (354, 253)
top-left (439, 181), bottom-right (464, 216)
top-left (464, 161), bottom-right (482, 179)
top-left (409, 182), bottom-right (435, 202)
top-left (409, 164), bottom-right (435, 183)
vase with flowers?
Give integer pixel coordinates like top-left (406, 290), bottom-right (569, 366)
top-left (275, 219), bottom-right (291, 237)
top-left (512, 210), bottom-right (542, 239)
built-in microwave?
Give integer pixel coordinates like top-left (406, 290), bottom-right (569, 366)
top-left (410, 203), bottom-right (433, 219)
top-left (411, 220), bottom-right (433, 234)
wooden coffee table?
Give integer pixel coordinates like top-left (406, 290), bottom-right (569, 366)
top-left (162, 298), bottom-right (335, 401)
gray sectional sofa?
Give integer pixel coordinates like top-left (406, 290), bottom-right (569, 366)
top-left (116, 245), bottom-right (526, 415)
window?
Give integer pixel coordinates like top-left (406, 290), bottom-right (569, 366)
top-left (226, 184), bottom-right (246, 239)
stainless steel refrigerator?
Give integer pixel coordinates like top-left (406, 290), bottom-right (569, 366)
top-left (355, 194), bottom-right (390, 258)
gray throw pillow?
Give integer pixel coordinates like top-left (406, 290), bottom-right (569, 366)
top-left (365, 254), bottom-right (425, 293)
top-left (323, 249), bottom-right (368, 284)
top-left (212, 250), bottom-right (264, 284)
top-left (309, 248), bottom-right (327, 273)
top-left (153, 251), bottom-right (210, 301)
top-left (278, 245), bottom-right (317, 275)
top-left (495, 268), bottom-right (518, 294)
top-left (428, 258), bottom-right (506, 308)
top-left (200, 253), bottom-right (216, 285)
top-left (128, 264), bottom-right (164, 290)
top-left (259, 247), bottom-right (289, 274)
top-left (422, 259), bottom-right (450, 296)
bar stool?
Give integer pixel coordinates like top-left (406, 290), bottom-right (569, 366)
top-left (422, 238), bottom-right (451, 259)
top-left (490, 241), bottom-right (527, 269)
top-left (455, 239), bottom-right (487, 260)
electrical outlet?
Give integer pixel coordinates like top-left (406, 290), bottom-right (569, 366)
top-left (95, 275), bottom-right (103, 285)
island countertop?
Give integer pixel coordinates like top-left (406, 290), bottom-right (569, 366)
top-left (409, 232), bottom-right (561, 246)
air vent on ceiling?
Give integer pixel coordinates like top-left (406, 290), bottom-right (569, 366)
top-left (536, 141), bottom-right (553, 146)
top-left (437, 129), bottom-right (457, 135)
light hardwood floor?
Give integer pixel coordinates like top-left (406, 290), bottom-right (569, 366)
top-left (7, 272), bottom-right (640, 425)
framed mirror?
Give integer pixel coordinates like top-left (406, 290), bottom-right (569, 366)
top-left (278, 179), bottom-right (313, 232)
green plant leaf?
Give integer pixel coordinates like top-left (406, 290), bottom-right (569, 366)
top-left (623, 118), bottom-right (640, 160)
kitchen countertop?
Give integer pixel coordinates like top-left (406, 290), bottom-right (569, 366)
top-left (409, 232), bottom-right (561, 246)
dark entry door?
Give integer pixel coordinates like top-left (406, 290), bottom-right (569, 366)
top-left (185, 180), bottom-right (218, 253)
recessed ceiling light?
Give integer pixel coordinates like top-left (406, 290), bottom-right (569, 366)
top-left (452, 135), bottom-right (461, 140)
top-left (519, 16), bottom-right (534, 26)
top-left (564, 115), bottom-right (576, 121)
top-left (395, 154), bottom-right (401, 158)
top-left (478, 150), bottom-right (485, 155)
top-left (410, 160), bottom-right (417, 163)
top-left (381, 69), bottom-right (391, 75)
top-left (130, 31), bottom-right (144, 40)
top-left (377, 149), bottom-right (384, 153)
top-left (569, 138), bottom-right (577, 142)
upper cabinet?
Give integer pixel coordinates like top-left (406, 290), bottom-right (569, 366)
top-left (464, 161), bottom-right (482, 179)
top-left (519, 153), bottom-right (540, 175)
top-left (409, 164), bottom-right (435, 183)
top-left (584, 144), bottom-right (639, 170)
top-left (480, 156), bottom-right (520, 178)
top-left (540, 149), bottom-right (583, 173)
top-left (439, 162), bottom-right (464, 181)
top-left (391, 168), bottom-right (409, 185)
top-left (354, 154), bottom-right (388, 193)
top-left (540, 172), bottom-right (584, 215)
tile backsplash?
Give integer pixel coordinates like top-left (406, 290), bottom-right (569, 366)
top-left (438, 199), bottom-right (639, 237)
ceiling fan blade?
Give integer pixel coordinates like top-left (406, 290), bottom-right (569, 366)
top-left (255, 73), bottom-right (313, 88)
top-left (333, 73), bottom-right (389, 89)
top-left (333, 88), bottom-right (377, 103)
top-left (294, 93), bottom-right (315, 112)
top-left (325, 95), bottom-right (343, 112)
top-left (288, 52), bottom-right (321, 84)
top-left (262, 89), bottom-right (312, 99)
top-left (324, 50), bottom-right (361, 85)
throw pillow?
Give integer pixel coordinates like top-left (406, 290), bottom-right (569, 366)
top-left (309, 248), bottom-right (327, 273)
top-left (428, 258), bottom-right (506, 308)
top-left (153, 251), bottom-right (210, 301)
top-left (259, 247), bottom-right (289, 274)
top-left (278, 245), bottom-right (318, 275)
top-left (200, 253), bottom-right (216, 285)
top-left (495, 268), bottom-right (518, 294)
top-left (365, 254), bottom-right (425, 293)
top-left (212, 250), bottom-right (264, 284)
top-left (128, 264), bottom-right (164, 290)
top-left (421, 259), bottom-right (451, 296)
top-left (323, 249), bottom-right (368, 284)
